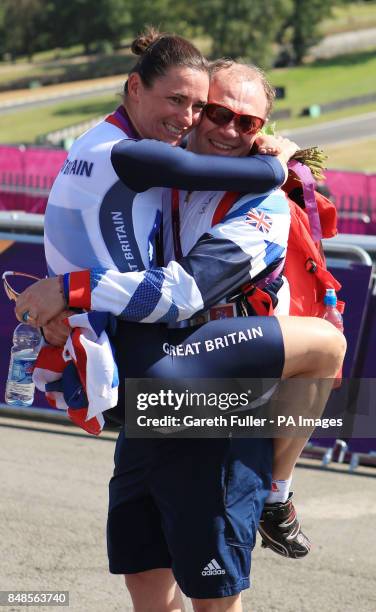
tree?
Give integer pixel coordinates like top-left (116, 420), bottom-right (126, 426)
top-left (1, 0), bottom-right (47, 60)
top-left (126, 0), bottom-right (201, 41)
top-left (44, 0), bottom-right (131, 53)
top-left (0, 3), bottom-right (6, 57)
top-left (191, 0), bottom-right (292, 68)
top-left (287, 0), bottom-right (336, 64)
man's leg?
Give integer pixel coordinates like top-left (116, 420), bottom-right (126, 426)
top-left (191, 593), bottom-right (242, 612)
top-left (125, 569), bottom-right (185, 612)
top-left (147, 438), bottom-right (269, 611)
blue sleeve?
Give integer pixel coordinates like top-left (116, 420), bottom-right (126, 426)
top-left (83, 191), bottom-right (290, 323)
top-left (111, 139), bottom-right (285, 194)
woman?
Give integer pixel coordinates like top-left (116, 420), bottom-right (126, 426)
top-left (15, 29), bottom-right (346, 612)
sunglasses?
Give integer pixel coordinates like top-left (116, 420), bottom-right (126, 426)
top-left (2, 271), bottom-right (41, 302)
top-left (203, 102), bottom-right (265, 135)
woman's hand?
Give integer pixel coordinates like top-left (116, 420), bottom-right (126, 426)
top-left (42, 310), bottom-right (75, 347)
top-left (253, 133), bottom-right (284, 156)
top-left (253, 134), bottom-right (300, 182)
top-left (276, 136), bottom-right (300, 164)
top-left (15, 276), bottom-right (66, 327)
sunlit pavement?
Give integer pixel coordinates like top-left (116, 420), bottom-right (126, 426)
top-left (0, 416), bottom-right (375, 612)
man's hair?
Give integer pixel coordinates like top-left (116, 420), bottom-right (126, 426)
top-left (209, 58), bottom-right (275, 117)
top-left (124, 26), bottom-right (209, 94)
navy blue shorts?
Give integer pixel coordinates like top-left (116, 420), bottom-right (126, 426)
top-left (108, 435), bottom-right (273, 599)
top-left (107, 315), bottom-right (283, 598)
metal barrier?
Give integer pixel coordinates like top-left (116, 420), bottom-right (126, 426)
top-left (0, 217), bottom-right (375, 458)
top-left (325, 234), bottom-right (376, 260)
top-left (309, 237), bottom-right (376, 470)
top-left (323, 239), bottom-right (373, 266)
top-left (0, 211), bottom-right (44, 237)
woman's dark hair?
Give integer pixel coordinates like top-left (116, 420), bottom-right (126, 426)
top-left (124, 26), bottom-right (208, 93)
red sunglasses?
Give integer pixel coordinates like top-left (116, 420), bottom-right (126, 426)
top-left (203, 102), bottom-right (265, 135)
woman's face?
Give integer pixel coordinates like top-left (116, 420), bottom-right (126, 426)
top-left (127, 66), bottom-right (209, 146)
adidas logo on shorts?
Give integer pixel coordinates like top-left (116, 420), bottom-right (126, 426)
top-left (201, 558), bottom-right (226, 576)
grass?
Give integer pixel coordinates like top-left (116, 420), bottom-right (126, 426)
top-left (1, 44), bottom-right (86, 66)
top-left (276, 102), bottom-right (376, 130)
top-left (0, 94), bottom-right (117, 144)
top-left (1, 46), bottom-right (376, 144)
top-left (0, 48), bottom-right (134, 89)
top-left (325, 138), bottom-right (376, 172)
top-left (320, 1), bottom-right (376, 35)
top-left (269, 49), bottom-right (376, 116)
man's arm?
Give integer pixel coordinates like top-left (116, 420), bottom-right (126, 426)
top-left (64, 190), bottom-right (290, 323)
top-left (111, 139), bottom-right (287, 193)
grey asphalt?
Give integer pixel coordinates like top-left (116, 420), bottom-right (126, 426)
top-left (0, 415), bottom-right (375, 612)
top-left (283, 111), bottom-right (376, 148)
top-left (311, 28), bottom-right (376, 59)
top-left (0, 84), bottom-right (120, 116)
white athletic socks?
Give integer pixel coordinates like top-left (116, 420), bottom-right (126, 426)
top-left (266, 477), bottom-right (292, 504)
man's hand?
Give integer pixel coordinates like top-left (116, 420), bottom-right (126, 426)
top-left (42, 310), bottom-right (75, 347)
top-left (15, 276), bottom-right (66, 327)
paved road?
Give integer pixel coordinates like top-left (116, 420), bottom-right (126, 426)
top-left (283, 111), bottom-right (376, 148)
top-left (0, 82), bottom-right (121, 116)
top-left (311, 27), bottom-right (376, 59)
top-left (0, 415), bottom-right (375, 612)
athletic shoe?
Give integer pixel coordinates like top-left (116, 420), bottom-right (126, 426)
top-left (258, 492), bottom-right (311, 559)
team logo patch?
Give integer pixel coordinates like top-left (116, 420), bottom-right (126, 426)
top-left (245, 208), bottom-right (273, 233)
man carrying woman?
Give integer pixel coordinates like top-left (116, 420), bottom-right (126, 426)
top-left (15, 29), bottom-right (346, 612)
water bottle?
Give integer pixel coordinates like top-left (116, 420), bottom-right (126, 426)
top-left (322, 288), bottom-right (343, 387)
top-left (322, 288), bottom-right (343, 332)
top-left (5, 323), bottom-right (41, 406)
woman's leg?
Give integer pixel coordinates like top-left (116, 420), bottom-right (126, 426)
top-left (274, 315), bottom-right (347, 479)
top-left (259, 315), bottom-right (346, 558)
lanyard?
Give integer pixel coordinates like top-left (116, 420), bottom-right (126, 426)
top-left (288, 160), bottom-right (322, 242)
top-left (171, 188), bottom-right (183, 261)
top-left (171, 189), bottom-right (241, 260)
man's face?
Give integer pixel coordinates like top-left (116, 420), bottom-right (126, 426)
top-left (127, 67), bottom-right (209, 146)
top-left (189, 72), bottom-right (268, 157)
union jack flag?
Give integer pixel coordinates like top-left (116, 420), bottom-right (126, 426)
top-left (245, 208), bottom-right (273, 233)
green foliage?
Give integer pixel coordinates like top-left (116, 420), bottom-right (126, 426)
top-left (126, 0), bottom-right (202, 42)
top-left (0, 0), bottom-right (372, 69)
top-left (1, 0), bottom-right (47, 60)
top-left (0, 0), bottom-right (132, 59)
top-left (44, 0), bottom-right (131, 54)
top-left (283, 0), bottom-right (337, 65)
top-left (193, 0), bottom-right (292, 67)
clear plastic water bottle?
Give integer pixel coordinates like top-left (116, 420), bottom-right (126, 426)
top-left (5, 323), bottom-right (41, 406)
top-left (322, 288), bottom-right (343, 332)
top-left (322, 288), bottom-right (344, 388)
